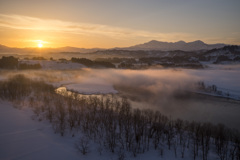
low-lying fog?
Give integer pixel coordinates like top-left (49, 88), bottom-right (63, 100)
top-left (0, 64), bottom-right (240, 130)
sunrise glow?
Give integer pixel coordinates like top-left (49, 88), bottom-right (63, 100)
top-left (38, 43), bottom-right (43, 48)
top-left (0, 0), bottom-right (239, 48)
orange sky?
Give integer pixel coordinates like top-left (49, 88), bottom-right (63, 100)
top-left (0, 0), bottom-right (240, 48)
top-left (0, 14), bottom-right (197, 48)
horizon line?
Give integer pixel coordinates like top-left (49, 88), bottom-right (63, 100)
top-left (0, 39), bottom-right (233, 49)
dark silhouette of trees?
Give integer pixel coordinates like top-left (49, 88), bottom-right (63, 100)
top-left (0, 56), bottom-right (42, 70)
top-left (0, 56), bottom-right (18, 69)
top-left (71, 57), bottom-right (115, 68)
top-left (32, 57), bottom-right (47, 60)
top-left (118, 62), bottom-right (134, 69)
top-left (19, 63), bottom-right (42, 70)
top-left (53, 96), bottom-right (67, 136)
top-left (75, 136), bottom-right (90, 155)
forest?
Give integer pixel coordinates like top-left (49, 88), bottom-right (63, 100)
top-left (0, 56), bottom-right (42, 70)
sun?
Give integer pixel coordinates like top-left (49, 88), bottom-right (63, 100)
top-left (38, 43), bottom-right (43, 48)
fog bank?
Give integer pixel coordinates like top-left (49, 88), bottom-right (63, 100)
top-left (0, 67), bottom-right (240, 130)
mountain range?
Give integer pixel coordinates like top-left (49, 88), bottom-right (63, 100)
top-left (0, 44), bottom-right (102, 54)
top-left (124, 40), bottom-right (226, 51)
top-left (0, 40), bottom-right (229, 54)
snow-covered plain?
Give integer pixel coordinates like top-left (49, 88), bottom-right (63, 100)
top-left (0, 101), bottom-right (80, 160)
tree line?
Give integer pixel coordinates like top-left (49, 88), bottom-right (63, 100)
top-left (0, 56), bottom-right (18, 69)
top-left (0, 56), bottom-right (42, 70)
top-left (71, 57), bottom-right (115, 68)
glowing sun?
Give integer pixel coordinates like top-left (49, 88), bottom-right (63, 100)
top-left (38, 43), bottom-right (43, 48)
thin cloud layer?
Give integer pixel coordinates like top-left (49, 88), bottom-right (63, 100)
top-left (0, 14), bottom-right (193, 41)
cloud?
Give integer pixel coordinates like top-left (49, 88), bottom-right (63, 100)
top-left (0, 14), bottom-right (193, 41)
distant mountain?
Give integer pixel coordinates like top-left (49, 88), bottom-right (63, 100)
top-left (52, 46), bottom-right (103, 53)
top-left (0, 44), bottom-right (103, 54)
top-left (0, 40), bottom-right (228, 55)
top-left (0, 44), bottom-right (8, 49)
top-left (125, 40), bottom-right (226, 51)
top-left (0, 44), bottom-right (18, 52)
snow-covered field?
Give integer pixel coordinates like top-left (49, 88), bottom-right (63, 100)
top-left (0, 101), bottom-right (80, 160)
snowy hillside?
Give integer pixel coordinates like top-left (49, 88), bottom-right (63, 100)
top-left (0, 101), bottom-right (81, 160)
top-left (199, 45), bottom-right (240, 63)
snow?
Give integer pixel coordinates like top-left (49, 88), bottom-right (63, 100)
top-left (184, 65), bottom-right (240, 98)
top-left (0, 101), bottom-right (80, 160)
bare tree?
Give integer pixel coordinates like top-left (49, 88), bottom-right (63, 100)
top-left (180, 136), bottom-right (187, 158)
top-left (54, 96), bottom-right (66, 136)
top-left (75, 136), bottom-right (90, 155)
